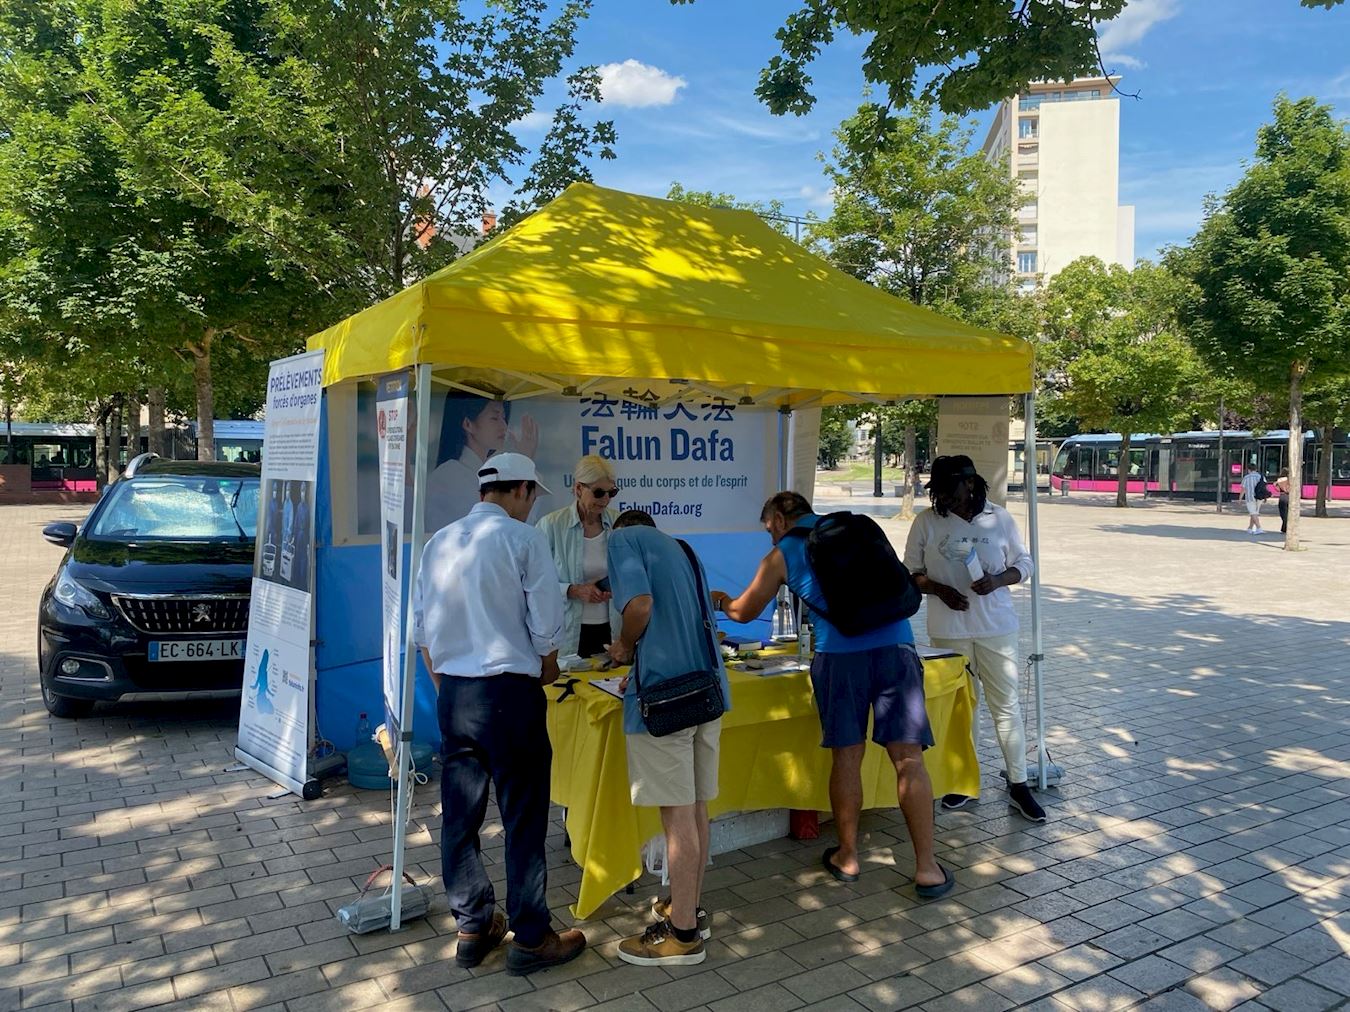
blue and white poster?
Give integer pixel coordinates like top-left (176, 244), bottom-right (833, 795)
top-left (421, 391), bottom-right (775, 535)
top-left (237, 349), bottom-right (323, 796)
top-left (376, 371), bottom-right (410, 738)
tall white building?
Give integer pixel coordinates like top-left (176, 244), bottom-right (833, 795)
top-left (982, 77), bottom-right (1135, 288)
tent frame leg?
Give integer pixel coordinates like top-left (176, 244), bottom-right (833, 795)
top-left (1023, 393), bottom-right (1047, 791)
top-left (390, 363), bottom-right (433, 930)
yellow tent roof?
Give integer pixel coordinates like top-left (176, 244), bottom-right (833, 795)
top-left (308, 183), bottom-right (1032, 404)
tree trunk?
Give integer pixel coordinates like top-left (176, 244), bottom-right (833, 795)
top-left (1285, 365), bottom-right (1305, 551)
top-left (147, 386), bottom-right (168, 458)
top-left (107, 395), bottom-right (123, 483)
top-left (1316, 424), bottom-right (1331, 518)
top-left (93, 400), bottom-right (112, 489)
top-left (192, 331), bottom-right (216, 462)
top-left (124, 392), bottom-right (142, 460)
top-left (900, 426), bottom-right (917, 519)
top-left (872, 416), bottom-right (883, 498)
top-left (1116, 430), bottom-right (1132, 508)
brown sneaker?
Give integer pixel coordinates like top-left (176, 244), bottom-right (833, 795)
top-left (505, 927), bottom-right (586, 976)
top-left (651, 896), bottom-right (711, 939)
top-left (455, 910), bottom-right (508, 968)
top-left (618, 920), bottom-right (706, 967)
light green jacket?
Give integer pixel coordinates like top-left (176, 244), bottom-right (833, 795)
top-left (535, 503), bottom-right (622, 657)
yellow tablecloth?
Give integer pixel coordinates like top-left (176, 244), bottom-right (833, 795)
top-left (547, 652), bottom-right (978, 919)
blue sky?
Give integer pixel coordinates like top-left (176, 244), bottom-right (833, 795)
top-left (511, 0), bottom-right (1350, 262)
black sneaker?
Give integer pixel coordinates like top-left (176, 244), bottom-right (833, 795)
top-left (940, 793), bottom-right (972, 811)
top-left (1008, 782), bottom-right (1047, 823)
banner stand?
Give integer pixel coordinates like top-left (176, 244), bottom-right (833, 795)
top-left (235, 349), bottom-right (326, 800)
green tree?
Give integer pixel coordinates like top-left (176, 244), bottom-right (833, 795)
top-left (1042, 258), bottom-right (1208, 507)
top-left (1170, 96), bottom-right (1350, 550)
top-left (685, 0), bottom-right (1344, 118)
top-left (104, 0), bottom-right (616, 302)
top-left (817, 409), bottom-right (853, 469)
top-left (809, 102), bottom-right (1025, 509)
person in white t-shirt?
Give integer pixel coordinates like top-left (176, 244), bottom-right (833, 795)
top-left (1239, 461), bottom-right (1265, 534)
top-left (903, 455), bottom-right (1045, 823)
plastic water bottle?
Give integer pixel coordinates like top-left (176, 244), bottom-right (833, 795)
top-left (798, 623), bottom-right (813, 663)
top-left (354, 712), bottom-right (373, 743)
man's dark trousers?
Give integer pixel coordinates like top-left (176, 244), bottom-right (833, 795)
top-left (438, 673), bottom-right (552, 946)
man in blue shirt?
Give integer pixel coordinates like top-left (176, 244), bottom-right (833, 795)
top-left (607, 510), bottom-right (730, 967)
top-left (714, 492), bottom-right (953, 899)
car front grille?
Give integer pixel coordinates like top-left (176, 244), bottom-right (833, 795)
top-left (113, 596), bottom-right (250, 635)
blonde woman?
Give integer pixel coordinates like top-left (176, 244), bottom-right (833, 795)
top-left (536, 455), bottom-right (622, 657)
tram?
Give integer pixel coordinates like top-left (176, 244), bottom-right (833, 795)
top-left (1050, 431), bottom-right (1350, 501)
top-left (0, 418), bottom-right (263, 490)
top-left (0, 422), bottom-right (101, 491)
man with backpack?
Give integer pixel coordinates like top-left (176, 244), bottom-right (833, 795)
top-left (712, 492), bottom-right (953, 899)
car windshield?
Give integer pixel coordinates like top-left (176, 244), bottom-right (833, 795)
top-left (87, 476), bottom-right (260, 541)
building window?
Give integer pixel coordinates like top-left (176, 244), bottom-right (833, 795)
top-left (1017, 251), bottom-right (1038, 274)
top-left (1018, 169), bottom-right (1037, 180)
top-left (1018, 225), bottom-right (1037, 245)
top-left (1019, 201), bottom-right (1038, 218)
top-left (1019, 93), bottom-right (1042, 109)
top-left (1018, 118), bottom-right (1038, 139)
top-left (1091, 89), bottom-right (1101, 98)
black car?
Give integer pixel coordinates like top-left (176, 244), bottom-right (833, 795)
top-left (38, 455), bottom-right (261, 717)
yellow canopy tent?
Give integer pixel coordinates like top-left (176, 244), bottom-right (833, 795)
top-left (308, 182), bottom-right (1032, 401)
top-left (302, 183), bottom-right (1046, 928)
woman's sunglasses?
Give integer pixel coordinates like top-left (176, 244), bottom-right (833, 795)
top-left (590, 486), bottom-right (620, 499)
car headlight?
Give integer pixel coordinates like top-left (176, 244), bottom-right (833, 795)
top-left (53, 570), bottom-right (111, 619)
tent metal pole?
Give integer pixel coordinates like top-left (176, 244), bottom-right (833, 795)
top-left (1023, 393), bottom-right (1047, 791)
top-left (390, 362), bottom-right (433, 930)
top-left (777, 406), bottom-right (790, 491)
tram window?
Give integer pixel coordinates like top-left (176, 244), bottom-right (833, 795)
top-left (1334, 448), bottom-right (1350, 483)
top-left (1261, 444), bottom-right (1282, 477)
top-left (1073, 447), bottom-right (1095, 478)
top-left (1097, 449), bottom-right (1121, 480)
top-left (1128, 449), bottom-right (1146, 477)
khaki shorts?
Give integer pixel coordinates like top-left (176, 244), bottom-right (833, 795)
top-left (626, 718), bottom-right (722, 807)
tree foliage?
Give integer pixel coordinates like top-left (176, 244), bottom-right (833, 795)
top-left (808, 103), bottom-right (1022, 307)
top-left (1169, 95), bottom-right (1350, 548)
top-left (676, 0), bottom-right (1345, 118)
top-left (1040, 257), bottom-right (1209, 506)
top-left (0, 0), bottom-right (613, 463)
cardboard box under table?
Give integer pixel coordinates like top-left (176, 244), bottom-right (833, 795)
top-left (547, 649), bottom-right (978, 919)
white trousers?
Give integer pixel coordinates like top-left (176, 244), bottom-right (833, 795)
top-left (930, 632), bottom-right (1027, 785)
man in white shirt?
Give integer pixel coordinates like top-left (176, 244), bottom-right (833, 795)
top-left (412, 453), bottom-right (585, 976)
top-left (1239, 461), bottom-right (1265, 534)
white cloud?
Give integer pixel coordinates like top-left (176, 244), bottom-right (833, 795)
top-left (1105, 54), bottom-right (1146, 70)
top-left (1098, 0), bottom-right (1178, 70)
top-left (510, 110), bottom-right (552, 133)
top-left (597, 59), bottom-right (687, 108)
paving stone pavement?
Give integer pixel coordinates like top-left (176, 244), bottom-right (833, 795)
top-left (1, 495), bottom-right (1347, 1011)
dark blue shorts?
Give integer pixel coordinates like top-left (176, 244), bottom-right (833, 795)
top-left (809, 644), bottom-right (934, 750)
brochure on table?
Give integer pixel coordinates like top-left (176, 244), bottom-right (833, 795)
top-left (236, 349), bottom-right (324, 797)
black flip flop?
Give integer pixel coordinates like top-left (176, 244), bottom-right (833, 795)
top-left (822, 846), bottom-right (859, 883)
top-left (915, 865), bottom-right (956, 900)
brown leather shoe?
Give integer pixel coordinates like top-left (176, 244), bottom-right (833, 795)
top-left (455, 911), bottom-right (508, 968)
top-left (505, 927), bottom-right (586, 976)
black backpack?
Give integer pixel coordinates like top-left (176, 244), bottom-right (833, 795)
top-left (1254, 477), bottom-right (1271, 500)
top-left (782, 512), bottom-right (922, 637)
